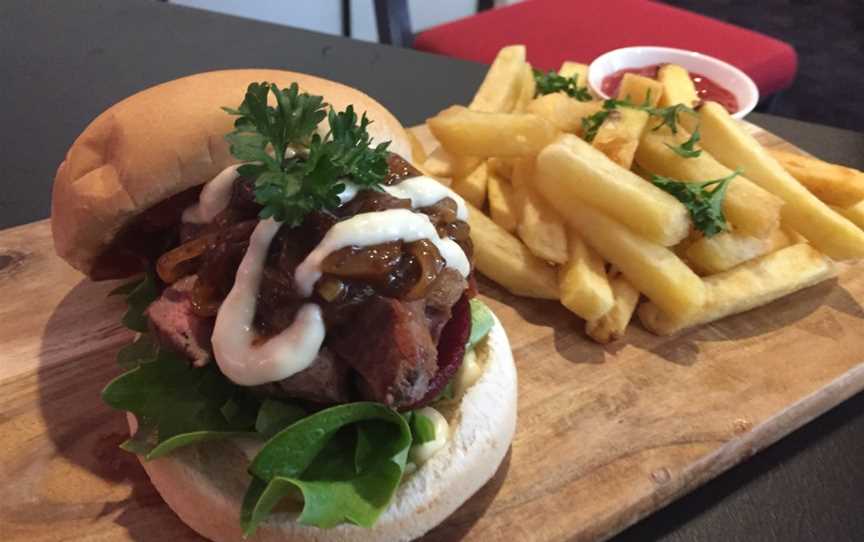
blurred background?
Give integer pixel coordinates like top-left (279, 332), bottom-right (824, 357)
top-left (169, 0), bottom-right (863, 133)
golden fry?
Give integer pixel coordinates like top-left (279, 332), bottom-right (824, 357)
top-left (513, 62), bottom-right (537, 113)
top-left (617, 73), bottom-right (663, 107)
top-left (639, 244), bottom-right (836, 335)
top-left (469, 45), bottom-right (527, 113)
top-left (685, 227), bottom-right (790, 275)
top-left (832, 200), bottom-right (864, 231)
top-left (585, 274), bottom-right (641, 343)
top-left (698, 101), bottom-right (864, 260)
top-left (536, 134), bottom-right (690, 246)
top-left (592, 107), bottom-right (651, 169)
top-left (451, 161), bottom-right (488, 208)
top-left (467, 202), bottom-right (559, 299)
top-left (558, 231), bottom-right (614, 321)
top-left (544, 196), bottom-right (705, 319)
top-left (428, 106), bottom-right (557, 158)
top-left (487, 172), bottom-right (519, 233)
top-left (558, 61), bottom-right (589, 85)
top-left (526, 94), bottom-right (602, 135)
top-left (770, 149), bottom-right (864, 207)
top-left (657, 64), bottom-right (699, 108)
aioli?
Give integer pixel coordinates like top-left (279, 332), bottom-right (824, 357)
top-left (182, 165), bottom-right (242, 224)
top-left (212, 218), bottom-right (326, 386)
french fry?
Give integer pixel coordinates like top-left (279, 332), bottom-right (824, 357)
top-left (509, 158), bottom-right (568, 263)
top-left (543, 196), bottom-right (705, 319)
top-left (636, 126), bottom-right (783, 238)
top-left (428, 106), bottom-right (557, 158)
top-left (407, 128), bottom-right (428, 165)
top-left (469, 44), bottom-right (527, 113)
top-left (466, 202), bottom-right (559, 299)
top-left (487, 172), bottom-right (519, 233)
top-left (487, 157), bottom-right (514, 180)
top-left (592, 106), bottom-right (651, 169)
top-left (513, 63), bottom-right (537, 113)
top-left (698, 101), bottom-right (864, 260)
top-left (536, 134), bottom-right (690, 246)
top-left (639, 244), bottom-right (837, 335)
top-left (558, 231), bottom-right (614, 320)
top-left (422, 145), bottom-right (454, 178)
top-left (769, 149), bottom-right (864, 207)
top-left (832, 201), bottom-right (864, 231)
top-left (451, 161), bottom-right (488, 208)
top-left (585, 274), bottom-right (640, 343)
top-left (617, 73), bottom-right (664, 108)
top-left (558, 61), bottom-right (589, 85)
top-left (685, 227), bottom-right (791, 275)
top-left (526, 94), bottom-right (602, 135)
top-left (657, 64), bottom-right (699, 108)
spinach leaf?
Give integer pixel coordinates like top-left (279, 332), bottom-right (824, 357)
top-left (117, 273), bottom-right (159, 332)
top-left (241, 402), bottom-right (411, 535)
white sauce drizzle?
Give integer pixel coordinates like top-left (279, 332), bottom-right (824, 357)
top-left (212, 218), bottom-right (326, 386)
top-left (294, 208), bottom-right (470, 298)
top-left (409, 407), bottom-right (450, 465)
top-left (383, 176), bottom-right (468, 221)
top-left (182, 165), bottom-right (242, 224)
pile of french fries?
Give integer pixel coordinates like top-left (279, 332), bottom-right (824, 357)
top-left (417, 45), bottom-right (864, 342)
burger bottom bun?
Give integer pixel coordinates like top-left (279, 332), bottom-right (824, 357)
top-left (128, 314), bottom-right (516, 542)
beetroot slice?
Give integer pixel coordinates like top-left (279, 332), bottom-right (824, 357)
top-left (402, 294), bottom-right (471, 410)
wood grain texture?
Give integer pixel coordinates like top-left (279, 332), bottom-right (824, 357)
top-left (1, 127), bottom-right (862, 542)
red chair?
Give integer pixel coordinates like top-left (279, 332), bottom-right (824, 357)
top-left (377, 0), bottom-right (797, 99)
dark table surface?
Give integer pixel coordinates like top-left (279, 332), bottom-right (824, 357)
top-left (2, 1), bottom-right (863, 541)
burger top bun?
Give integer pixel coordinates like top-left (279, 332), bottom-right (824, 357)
top-left (51, 69), bottom-right (410, 278)
top-left (129, 315), bottom-right (516, 542)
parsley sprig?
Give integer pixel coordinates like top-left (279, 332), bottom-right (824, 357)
top-left (665, 125), bottom-right (703, 158)
top-left (533, 69), bottom-right (593, 101)
top-left (651, 169), bottom-right (742, 237)
top-left (224, 82), bottom-right (390, 226)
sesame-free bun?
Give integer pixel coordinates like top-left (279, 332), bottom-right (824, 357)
top-left (129, 315), bottom-right (516, 542)
top-left (51, 69), bottom-right (411, 277)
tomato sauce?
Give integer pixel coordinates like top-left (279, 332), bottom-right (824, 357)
top-left (601, 64), bottom-right (739, 114)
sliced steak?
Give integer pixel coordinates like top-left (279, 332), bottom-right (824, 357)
top-left (425, 268), bottom-right (468, 343)
top-left (146, 276), bottom-right (214, 366)
top-left (255, 348), bottom-right (352, 405)
top-left (329, 296), bottom-right (438, 407)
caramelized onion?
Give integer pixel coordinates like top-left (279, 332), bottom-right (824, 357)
top-left (402, 240), bottom-right (445, 301)
top-left (155, 234), bottom-right (214, 284)
top-left (320, 242), bottom-right (403, 282)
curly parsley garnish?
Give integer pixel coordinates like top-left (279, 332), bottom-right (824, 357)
top-left (223, 82), bottom-right (390, 225)
top-left (665, 125), bottom-right (703, 158)
top-left (533, 69), bottom-right (593, 101)
top-left (651, 169), bottom-right (742, 237)
top-left (581, 98), bottom-right (635, 142)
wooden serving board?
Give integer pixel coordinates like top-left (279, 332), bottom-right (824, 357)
top-left (2, 126), bottom-right (863, 542)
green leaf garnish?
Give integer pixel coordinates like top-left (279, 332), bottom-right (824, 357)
top-left (224, 82), bottom-right (390, 226)
top-left (241, 403), bottom-right (411, 534)
top-left (533, 69), bottom-right (592, 102)
top-left (255, 399), bottom-right (307, 438)
top-left (467, 298), bottom-right (494, 350)
top-left (664, 125), bottom-right (703, 158)
top-left (651, 169), bottom-right (742, 237)
top-left (101, 344), bottom-right (258, 459)
top-left (117, 273), bottom-right (159, 332)
top-left (646, 103), bottom-right (697, 135)
top-left (116, 333), bottom-right (158, 369)
top-left (409, 412), bottom-right (436, 445)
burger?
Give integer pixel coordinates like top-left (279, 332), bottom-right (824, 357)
top-left (50, 69), bottom-right (516, 541)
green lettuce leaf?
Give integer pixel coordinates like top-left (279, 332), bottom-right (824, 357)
top-left (241, 403), bottom-right (411, 535)
top-left (101, 345), bottom-right (258, 459)
top-left (116, 273), bottom-right (159, 332)
top-left (116, 333), bottom-right (159, 369)
top-left (468, 298), bottom-right (494, 350)
top-left (255, 399), bottom-right (307, 439)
